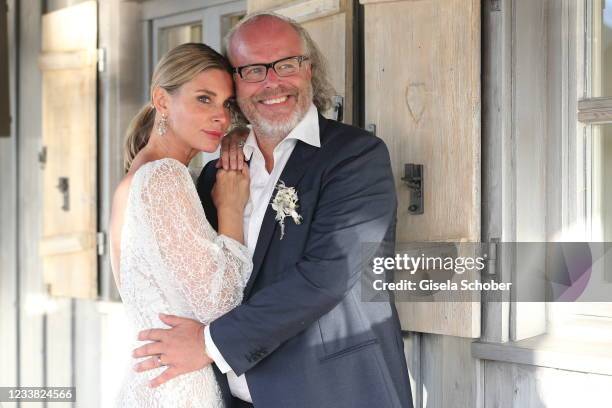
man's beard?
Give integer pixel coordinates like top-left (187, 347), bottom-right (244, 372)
top-left (238, 83), bottom-right (313, 140)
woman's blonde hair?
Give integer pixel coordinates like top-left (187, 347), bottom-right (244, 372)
top-left (123, 43), bottom-right (232, 171)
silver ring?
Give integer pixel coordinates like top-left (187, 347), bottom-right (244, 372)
top-left (157, 355), bottom-right (165, 366)
top-left (237, 140), bottom-right (245, 148)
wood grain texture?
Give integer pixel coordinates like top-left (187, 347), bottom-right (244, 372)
top-left (421, 334), bottom-right (482, 408)
top-left (484, 361), bottom-right (612, 408)
top-left (402, 334), bottom-right (421, 408)
top-left (262, 0), bottom-right (340, 22)
top-left (18, 1), bottom-right (46, 402)
top-left (0, 0), bottom-right (18, 395)
top-left (510, 0), bottom-right (548, 341)
top-left (364, 0), bottom-right (481, 242)
top-left (578, 97), bottom-right (612, 123)
top-left (45, 299), bottom-right (72, 408)
top-left (363, 0), bottom-right (481, 337)
top-left (97, 0), bottom-right (145, 301)
top-left (481, 0), bottom-right (512, 343)
top-left (40, 1), bottom-right (98, 299)
top-left (0, 0), bottom-right (9, 136)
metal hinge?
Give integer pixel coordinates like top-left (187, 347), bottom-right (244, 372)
top-left (97, 48), bottom-right (106, 72)
top-left (97, 231), bottom-right (106, 256)
top-left (491, 0), bottom-right (501, 11)
top-left (331, 95), bottom-right (344, 122)
top-left (480, 238), bottom-right (500, 276)
top-left (38, 146), bottom-right (47, 170)
top-left (366, 123), bottom-right (376, 136)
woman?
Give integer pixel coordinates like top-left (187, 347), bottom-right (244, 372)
top-left (108, 43), bottom-right (251, 407)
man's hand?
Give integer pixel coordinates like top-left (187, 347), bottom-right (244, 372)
top-left (132, 313), bottom-right (214, 388)
top-left (216, 126), bottom-right (249, 170)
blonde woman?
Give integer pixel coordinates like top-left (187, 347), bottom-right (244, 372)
top-left (108, 43), bottom-right (251, 407)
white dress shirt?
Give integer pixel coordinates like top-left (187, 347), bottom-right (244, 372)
top-left (204, 104), bottom-right (321, 403)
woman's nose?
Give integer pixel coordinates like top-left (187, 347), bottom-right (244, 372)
top-left (212, 104), bottom-right (230, 127)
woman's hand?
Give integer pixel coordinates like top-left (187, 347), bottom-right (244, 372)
top-left (212, 165), bottom-right (250, 214)
top-left (212, 166), bottom-right (250, 243)
top-left (217, 127), bottom-right (249, 170)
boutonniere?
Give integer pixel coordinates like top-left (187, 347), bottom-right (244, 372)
top-left (271, 180), bottom-right (302, 240)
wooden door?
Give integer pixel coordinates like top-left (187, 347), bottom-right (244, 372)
top-left (39, 1), bottom-right (98, 299)
top-left (362, 0), bottom-right (481, 338)
top-left (248, 0), bottom-right (354, 123)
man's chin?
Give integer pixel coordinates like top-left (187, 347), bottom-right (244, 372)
top-left (247, 111), bottom-right (299, 133)
top-left (254, 119), bottom-right (297, 137)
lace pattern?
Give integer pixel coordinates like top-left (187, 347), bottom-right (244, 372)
top-left (114, 158), bottom-right (252, 407)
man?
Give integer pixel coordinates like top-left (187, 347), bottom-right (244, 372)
top-left (134, 12), bottom-right (413, 408)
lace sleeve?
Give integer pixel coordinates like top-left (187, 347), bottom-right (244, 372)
top-left (140, 159), bottom-right (252, 324)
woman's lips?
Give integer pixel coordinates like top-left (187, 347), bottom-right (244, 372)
top-left (203, 130), bottom-right (223, 139)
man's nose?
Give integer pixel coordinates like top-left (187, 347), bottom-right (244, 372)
top-left (262, 67), bottom-right (282, 86)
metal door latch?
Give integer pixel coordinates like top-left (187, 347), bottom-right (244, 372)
top-left (57, 176), bottom-right (70, 211)
top-left (402, 163), bottom-right (423, 214)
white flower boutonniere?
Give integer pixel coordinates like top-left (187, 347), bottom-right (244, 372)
top-left (271, 180), bottom-right (302, 240)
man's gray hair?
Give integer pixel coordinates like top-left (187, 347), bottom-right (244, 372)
top-left (225, 12), bottom-right (335, 112)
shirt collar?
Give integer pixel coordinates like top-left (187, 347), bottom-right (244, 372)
top-left (242, 103), bottom-right (320, 160)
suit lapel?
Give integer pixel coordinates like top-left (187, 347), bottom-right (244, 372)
top-left (244, 139), bottom-right (320, 298)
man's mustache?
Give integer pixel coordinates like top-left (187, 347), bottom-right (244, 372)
top-left (252, 86), bottom-right (299, 102)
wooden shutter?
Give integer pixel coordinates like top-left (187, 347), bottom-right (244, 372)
top-left (39, 1), bottom-right (98, 299)
top-left (362, 0), bottom-right (481, 337)
top-left (248, 0), bottom-right (354, 123)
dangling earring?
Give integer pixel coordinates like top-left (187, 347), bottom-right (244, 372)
top-left (157, 113), bottom-right (168, 136)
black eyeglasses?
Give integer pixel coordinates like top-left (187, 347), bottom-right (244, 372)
top-left (232, 55), bottom-right (310, 83)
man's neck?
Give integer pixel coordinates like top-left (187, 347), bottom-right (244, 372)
top-left (253, 128), bottom-right (289, 173)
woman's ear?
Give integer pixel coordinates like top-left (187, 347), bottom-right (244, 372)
top-left (152, 87), bottom-right (169, 115)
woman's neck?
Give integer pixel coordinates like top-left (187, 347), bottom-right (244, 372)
top-left (144, 130), bottom-right (198, 166)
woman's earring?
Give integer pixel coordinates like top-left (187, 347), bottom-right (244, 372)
top-left (157, 113), bottom-right (168, 136)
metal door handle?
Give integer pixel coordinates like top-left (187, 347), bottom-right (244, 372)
top-left (56, 177), bottom-right (70, 211)
top-left (401, 164), bottom-right (423, 214)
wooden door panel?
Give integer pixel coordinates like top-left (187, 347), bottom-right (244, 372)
top-left (362, 0), bottom-right (481, 337)
top-left (40, 1), bottom-right (98, 299)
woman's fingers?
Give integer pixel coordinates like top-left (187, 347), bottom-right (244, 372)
top-left (219, 136), bottom-right (231, 170)
top-left (219, 127), bottom-right (249, 170)
top-left (229, 136), bottom-right (238, 170)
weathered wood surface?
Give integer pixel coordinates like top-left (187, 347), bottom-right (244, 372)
top-left (363, 0), bottom-right (481, 338)
top-left (40, 1), bottom-right (98, 299)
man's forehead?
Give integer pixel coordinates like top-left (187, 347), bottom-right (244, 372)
top-left (230, 18), bottom-right (304, 65)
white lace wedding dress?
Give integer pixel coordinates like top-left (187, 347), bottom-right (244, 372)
top-left (113, 158), bottom-right (252, 407)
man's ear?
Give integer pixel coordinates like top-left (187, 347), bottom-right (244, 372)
top-left (152, 86), bottom-right (170, 115)
top-left (305, 61), bottom-right (313, 80)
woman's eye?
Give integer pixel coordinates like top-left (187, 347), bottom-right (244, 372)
top-left (198, 95), bottom-right (211, 103)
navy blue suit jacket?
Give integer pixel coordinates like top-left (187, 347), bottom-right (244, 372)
top-left (196, 115), bottom-right (413, 408)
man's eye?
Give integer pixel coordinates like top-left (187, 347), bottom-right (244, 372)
top-left (278, 63), bottom-right (294, 70)
top-left (245, 66), bottom-right (264, 75)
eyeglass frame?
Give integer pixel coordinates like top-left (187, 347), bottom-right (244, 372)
top-left (232, 55), bottom-right (311, 83)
